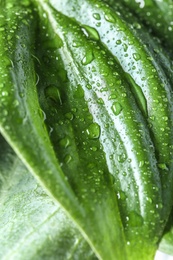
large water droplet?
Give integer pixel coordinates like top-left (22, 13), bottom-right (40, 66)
top-left (59, 136), bottom-right (70, 148)
top-left (158, 163), bottom-right (168, 170)
top-left (45, 85), bottom-right (62, 105)
top-left (117, 190), bottom-right (126, 200)
top-left (86, 122), bottom-right (100, 139)
top-left (111, 102), bottom-right (122, 115)
top-left (104, 13), bottom-right (116, 23)
top-left (64, 154), bottom-right (72, 164)
top-left (93, 13), bottom-right (101, 20)
top-left (133, 53), bottom-right (141, 61)
top-left (82, 50), bottom-right (94, 65)
top-left (127, 211), bottom-right (143, 227)
top-left (74, 84), bottom-right (84, 98)
top-left (82, 25), bottom-right (100, 41)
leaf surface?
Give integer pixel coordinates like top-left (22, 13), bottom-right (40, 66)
top-left (0, 135), bottom-right (97, 260)
top-left (0, 1), bottom-right (126, 259)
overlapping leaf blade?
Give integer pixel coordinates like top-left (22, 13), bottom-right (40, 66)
top-left (0, 135), bottom-right (97, 260)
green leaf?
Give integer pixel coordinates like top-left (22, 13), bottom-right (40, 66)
top-left (158, 209), bottom-right (173, 256)
top-left (0, 134), bottom-right (97, 260)
top-left (0, 2), bottom-right (127, 259)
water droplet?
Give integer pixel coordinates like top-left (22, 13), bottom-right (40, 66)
top-left (146, 197), bottom-right (153, 203)
top-left (86, 83), bottom-right (92, 90)
top-left (64, 154), bottom-right (72, 164)
top-left (90, 146), bottom-right (98, 151)
top-left (59, 136), bottom-right (70, 148)
top-left (97, 98), bottom-right (104, 104)
top-left (127, 211), bottom-right (143, 227)
top-left (65, 112), bottom-right (74, 120)
top-left (116, 39), bottom-right (122, 45)
top-left (86, 122), bottom-right (100, 139)
top-left (111, 102), bottom-right (122, 115)
top-left (123, 43), bottom-right (128, 52)
top-left (82, 50), bottom-right (94, 65)
top-left (117, 190), bottom-right (126, 200)
top-left (118, 153), bottom-right (127, 163)
top-left (104, 13), bottom-right (116, 23)
top-left (158, 163), bottom-right (168, 170)
top-left (133, 53), bottom-right (141, 61)
top-left (139, 161), bottom-right (145, 167)
top-left (82, 25), bottom-right (100, 41)
top-left (1, 91), bottom-right (8, 96)
top-left (45, 85), bottom-right (62, 105)
top-left (96, 22), bottom-right (101, 27)
top-left (93, 13), bottom-right (101, 20)
top-left (74, 84), bottom-right (84, 98)
top-left (13, 100), bottom-right (19, 107)
top-left (156, 203), bottom-right (163, 209)
top-left (109, 93), bottom-right (117, 100)
top-left (72, 41), bottom-right (81, 47)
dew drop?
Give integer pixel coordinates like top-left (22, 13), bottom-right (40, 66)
top-left (158, 163), bottom-right (168, 170)
top-left (64, 154), bottom-right (72, 164)
top-left (116, 39), bottom-right (122, 45)
top-left (90, 146), bottom-right (98, 151)
top-left (1, 91), bottom-right (8, 97)
top-left (86, 122), bottom-right (100, 139)
top-left (74, 84), bottom-right (84, 98)
top-left (117, 190), bottom-right (126, 201)
top-left (139, 161), bottom-right (145, 167)
top-left (111, 102), bottom-right (122, 115)
top-left (82, 50), bottom-right (94, 65)
top-left (86, 83), bottom-right (92, 90)
top-left (45, 85), bottom-right (62, 105)
top-left (127, 211), bottom-right (143, 227)
top-left (109, 93), bottom-right (117, 100)
top-left (97, 98), bottom-right (104, 104)
top-left (118, 153), bottom-right (127, 163)
top-left (59, 136), bottom-right (70, 148)
top-left (104, 13), bottom-right (116, 23)
top-left (82, 25), bottom-right (100, 41)
top-left (65, 112), bottom-right (74, 120)
top-left (93, 13), bottom-right (101, 20)
top-left (133, 53), bottom-right (141, 61)
top-left (123, 43), bottom-right (128, 52)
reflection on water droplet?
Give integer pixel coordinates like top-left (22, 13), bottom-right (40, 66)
top-left (86, 122), bottom-right (100, 139)
top-left (111, 102), bottom-right (122, 115)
